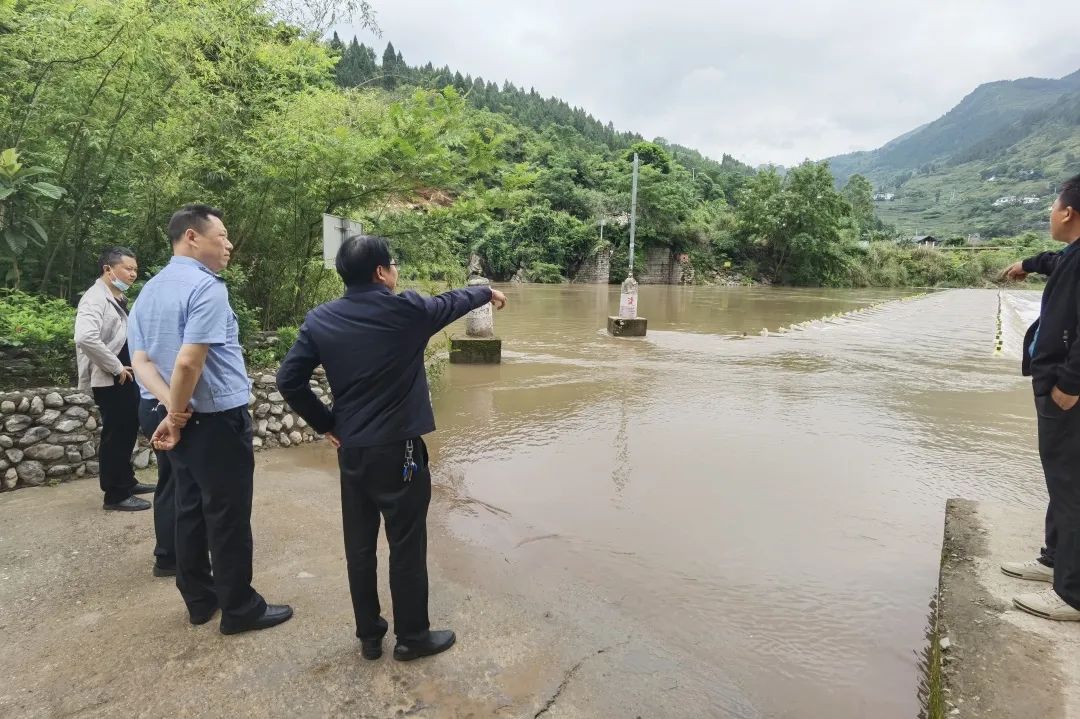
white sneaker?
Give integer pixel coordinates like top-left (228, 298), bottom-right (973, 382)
top-left (1013, 588), bottom-right (1080, 621)
top-left (1000, 559), bottom-right (1054, 583)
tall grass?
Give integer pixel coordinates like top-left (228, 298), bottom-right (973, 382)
top-left (845, 244), bottom-right (1035, 288)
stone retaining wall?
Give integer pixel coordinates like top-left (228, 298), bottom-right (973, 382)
top-left (637, 247), bottom-right (694, 285)
top-left (249, 368), bottom-right (329, 452)
top-left (572, 247), bottom-right (613, 284)
top-left (0, 389), bottom-right (100, 490)
top-left (0, 367), bottom-right (332, 493)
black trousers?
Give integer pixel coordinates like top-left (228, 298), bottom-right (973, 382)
top-left (168, 407), bottom-right (265, 621)
top-left (92, 382), bottom-right (139, 504)
top-left (137, 398), bottom-right (176, 569)
top-left (339, 438), bottom-right (431, 642)
top-left (1035, 394), bottom-right (1080, 608)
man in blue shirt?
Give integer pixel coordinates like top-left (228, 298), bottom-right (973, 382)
top-left (129, 204), bottom-right (291, 634)
top-left (276, 235), bottom-right (505, 661)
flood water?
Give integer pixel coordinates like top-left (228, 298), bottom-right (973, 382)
top-left (426, 285), bottom-right (1045, 718)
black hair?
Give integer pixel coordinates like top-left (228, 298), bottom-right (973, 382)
top-left (98, 246), bottom-right (136, 273)
top-left (167, 204), bottom-right (224, 244)
top-left (336, 234), bottom-right (392, 287)
top-left (1059, 175), bottom-right (1080, 211)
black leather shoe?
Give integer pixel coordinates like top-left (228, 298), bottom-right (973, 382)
top-left (361, 637), bottom-right (384, 660)
top-left (219, 604), bottom-right (293, 635)
top-left (153, 564), bottom-right (177, 578)
top-left (130, 483), bottom-right (156, 495)
top-left (190, 606), bottom-right (219, 626)
top-left (393, 630), bottom-right (456, 661)
top-left (359, 618), bottom-right (388, 660)
top-left (103, 496), bottom-right (151, 511)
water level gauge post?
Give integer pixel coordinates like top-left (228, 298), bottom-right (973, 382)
top-left (608, 153), bottom-right (647, 337)
top-left (450, 275), bottom-right (503, 363)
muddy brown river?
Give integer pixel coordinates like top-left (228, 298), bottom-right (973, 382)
top-left (427, 285), bottom-right (1044, 718)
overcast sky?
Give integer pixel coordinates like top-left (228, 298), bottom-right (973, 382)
top-left (336, 0), bottom-right (1080, 167)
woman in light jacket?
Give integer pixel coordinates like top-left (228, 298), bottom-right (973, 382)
top-left (74, 246), bottom-right (154, 511)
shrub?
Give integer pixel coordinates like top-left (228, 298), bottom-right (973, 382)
top-left (0, 289), bottom-right (75, 345)
top-left (274, 326), bottom-right (299, 355)
top-left (527, 262), bottom-right (566, 283)
top-left (0, 289), bottom-right (77, 386)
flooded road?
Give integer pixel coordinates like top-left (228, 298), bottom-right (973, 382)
top-left (428, 285), bottom-right (1045, 718)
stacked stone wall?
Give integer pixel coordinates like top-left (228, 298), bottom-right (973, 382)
top-left (0, 368), bottom-right (332, 493)
top-left (573, 247), bottom-right (613, 284)
top-left (637, 248), bottom-right (694, 285)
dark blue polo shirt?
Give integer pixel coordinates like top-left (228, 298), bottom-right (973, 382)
top-left (276, 284), bottom-right (492, 447)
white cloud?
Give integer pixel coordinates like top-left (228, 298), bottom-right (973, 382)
top-left (337, 0), bottom-right (1080, 166)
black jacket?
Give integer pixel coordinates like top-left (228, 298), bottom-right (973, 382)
top-left (1021, 243), bottom-right (1080, 394)
top-left (276, 284), bottom-right (492, 447)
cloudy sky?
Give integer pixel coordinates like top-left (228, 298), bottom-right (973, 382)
top-left (337, 0), bottom-right (1080, 167)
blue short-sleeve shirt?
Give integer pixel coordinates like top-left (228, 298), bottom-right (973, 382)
top-left (129, 256), bottom-right (251, 412)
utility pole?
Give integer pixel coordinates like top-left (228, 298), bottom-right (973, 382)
top-left (628, 152), bottom-right (639, 274)
top-left (609, 152), bottom-right (647, 336)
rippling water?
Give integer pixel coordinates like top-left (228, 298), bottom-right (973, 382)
top-left (426, 285), bottom-right (1044, 718)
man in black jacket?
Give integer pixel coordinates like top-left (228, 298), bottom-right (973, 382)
top-left (276, 235), bottom-right (506, 659)
top-left (999, 175), bottom-right (1080, 621)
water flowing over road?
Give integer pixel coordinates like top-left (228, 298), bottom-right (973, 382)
top-left (430, 285), bottom-right (1046, 717)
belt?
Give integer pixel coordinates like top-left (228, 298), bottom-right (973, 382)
top-left (142, 398), bottom-right (246, 418)
top-left (190, 406), bottom-right (247, 418)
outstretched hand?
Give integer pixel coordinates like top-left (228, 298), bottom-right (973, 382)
top-left (490, 289), bottom-right (507, 310)
top-left (1001, 261), bottom-right (1028, 282)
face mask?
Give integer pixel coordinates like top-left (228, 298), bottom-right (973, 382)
top-left (106, 268), bottom-right (131, 293)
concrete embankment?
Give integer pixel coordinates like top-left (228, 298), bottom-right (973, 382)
top-left (935, 499), bottom-right (1080, 718)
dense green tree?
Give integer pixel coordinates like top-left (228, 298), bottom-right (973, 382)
top-left (381, 41), bottom-right (399, 89)
top-left (0, 1), bottom-right (475, 318)
top-left (2, 0), bottom-right (335, 296)
top-left (842, 174), bottom-right (875, 237)
top-left (0, 148), bottom-right (65, 287)
top-left (735, 162), bottom-right (855, 285)
top-left (626, 141), bottom-right (673, 174)
top-left (336, 37), bottom-right (362, 86)
top-left (328, 31), bottom-right (345, 56)
top-left (356, 43), bottom-right (379, 84)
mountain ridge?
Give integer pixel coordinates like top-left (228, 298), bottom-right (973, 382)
top-left (828, 69), bottom-right (1080, 186)
top-left (825, 68), bottom-right (1080, 238)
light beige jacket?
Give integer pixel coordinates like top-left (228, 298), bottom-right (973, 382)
top-left (74, 279), bottom-right (128, 390)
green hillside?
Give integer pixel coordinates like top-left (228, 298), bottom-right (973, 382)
top-left (827, 71), bottom-right (1080, 239)
top-left (328, 36), bottom-right (757, 186)
top-left (0, 0), bottom-right (1048, 332)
